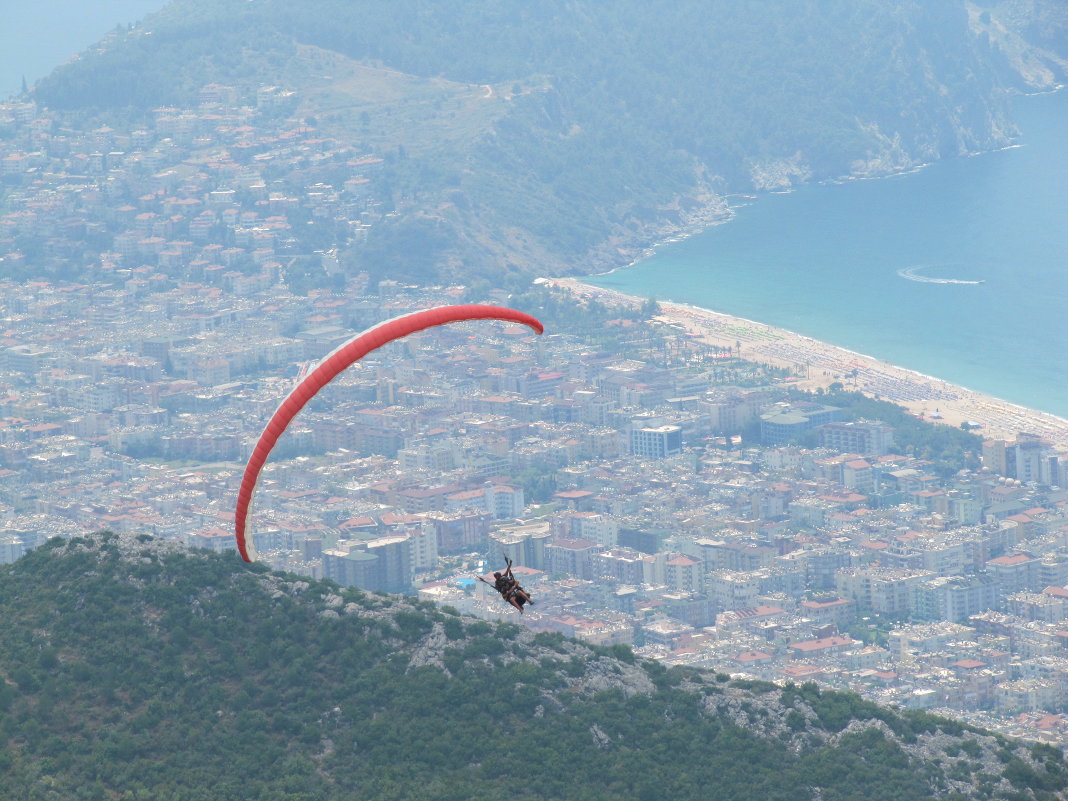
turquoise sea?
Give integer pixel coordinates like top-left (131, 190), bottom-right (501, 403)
top-left (588, 90), bottom-right (1068, 418)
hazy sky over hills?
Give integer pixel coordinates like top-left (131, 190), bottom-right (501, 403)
top-left (2, 0), bottom-right (167, 99)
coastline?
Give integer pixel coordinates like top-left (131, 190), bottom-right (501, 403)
top-left (583, 92), bottom-right (1059, 281)
top-left (544, 276), bottom-right (1068, 452)
top-left (591, 192), bottom-right (740, 277)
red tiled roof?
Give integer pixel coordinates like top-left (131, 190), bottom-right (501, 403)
top-left (666, 556), bottom-right (699, 566)
top-left (735, 650), bottom-right (772, 662)
top-left (802, 598), bottom-right (851, 609)
top-left (988, 552), bottom-right (1033, 566)
top-left (781, 664), bottom-right (823, 678)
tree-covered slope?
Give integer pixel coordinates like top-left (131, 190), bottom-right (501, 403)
top-left (0, 532), bottom-right (1065, 801)
top-left (30, 0), bottom-right (1029, 280)
top-left (971, 0), bottom-right (1068, 90)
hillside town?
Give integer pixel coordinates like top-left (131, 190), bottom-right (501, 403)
top-left (4, 87), bottom-right (1068, 751)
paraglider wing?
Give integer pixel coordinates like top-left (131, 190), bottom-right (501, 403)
top-left (234, 305), bottom-right (544, 562)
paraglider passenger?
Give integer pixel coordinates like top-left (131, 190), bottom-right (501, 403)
top-left (493, 563), bottom-right (533, 614)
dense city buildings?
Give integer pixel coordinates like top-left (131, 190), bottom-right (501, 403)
top-left (4, 89), bottom-right (1068, 749)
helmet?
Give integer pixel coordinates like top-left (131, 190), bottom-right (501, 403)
top-left (493, 572), bottom-right (502, 579)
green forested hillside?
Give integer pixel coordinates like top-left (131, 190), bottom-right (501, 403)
top-left (30, 0), bottom-right (1036, 280)
top-left (0, 532), bottom-right (1065, 801)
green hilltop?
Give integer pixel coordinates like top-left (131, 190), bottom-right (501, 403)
top-left (0, 532), bottom-right (1065, 800)
top-left (29, 0), bottom-right (1068, 281)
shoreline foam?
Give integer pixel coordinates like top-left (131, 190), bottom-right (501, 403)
top-left (545, 276), bottom-right (1068, 452)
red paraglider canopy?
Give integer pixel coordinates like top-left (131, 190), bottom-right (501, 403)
top-left (234, 304), bottom-right (544, 562)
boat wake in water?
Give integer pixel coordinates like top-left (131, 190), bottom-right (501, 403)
top-left (897, 265), bottom-right (984, 285)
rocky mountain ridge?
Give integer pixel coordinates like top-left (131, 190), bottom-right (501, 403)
top-left (0, 531), bottom-right (1064, 800)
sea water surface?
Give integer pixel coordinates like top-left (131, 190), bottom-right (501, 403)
top-left (588, 90), bottom-right (1068, 418)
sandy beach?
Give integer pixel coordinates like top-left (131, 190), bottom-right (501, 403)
top-left (546, 277), bottom-right (1068, 452)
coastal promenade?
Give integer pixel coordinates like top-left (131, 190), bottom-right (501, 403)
top-left (548, 277), bottom-right (1068, 451)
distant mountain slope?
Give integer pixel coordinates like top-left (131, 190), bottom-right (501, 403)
top-left (30, 1), bottom-right (1035, 280)
top-left (971, 0), bottom-right (1068, 89)
top-left (0, 532), bottom-right (1064, 800)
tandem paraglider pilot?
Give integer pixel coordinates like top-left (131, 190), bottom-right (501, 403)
top-left (480, 557), bottom-right (533, 614)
